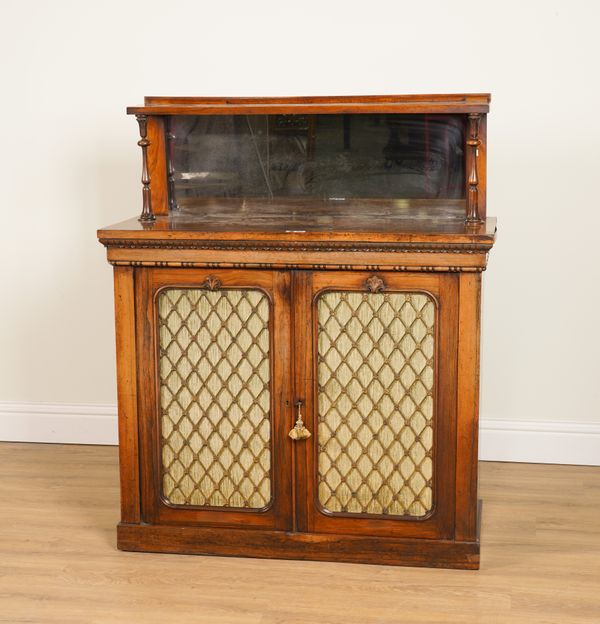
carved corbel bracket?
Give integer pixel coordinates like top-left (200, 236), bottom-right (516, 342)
top-left (466, 113), bottom-right (483, 224)
top-left (136, 115), bottom-right (155, 222)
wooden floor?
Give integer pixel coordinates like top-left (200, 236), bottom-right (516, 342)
top-left (1, 443), bottom-right (599, 624)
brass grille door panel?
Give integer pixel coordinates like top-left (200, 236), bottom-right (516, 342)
top-left (298, 272), bottom-right (457, 540)
top-left (317, 291), bottom-right (435, 518)
top-left (137, 269), bottom-right (293, 530)
top-left (158, 288), bottom-right (271, 509)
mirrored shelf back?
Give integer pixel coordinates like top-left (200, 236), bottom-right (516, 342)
top-left (127, 94), bottom-right (489, 226)
top-left (167, 114), bottom-right (465, 203)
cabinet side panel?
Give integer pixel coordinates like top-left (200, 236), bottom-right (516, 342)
top-left (455, 273), bottom-right (482, 541)
top-left (477, 115), bottom-right (487, 221)
top-left (114, 267), bottom-right (140, 523)
top-left (147, 116), bottom-right (168, 216)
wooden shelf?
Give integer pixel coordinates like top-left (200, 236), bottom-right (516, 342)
top-left (99, 198), bottom-right (495, 245)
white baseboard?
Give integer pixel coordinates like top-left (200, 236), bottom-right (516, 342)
top-left (0, 402), bottom-right (598, 465)
top-left (479, 419), bottom-right (600, 466)
top-left (0, 401), bottom-right (118, 445)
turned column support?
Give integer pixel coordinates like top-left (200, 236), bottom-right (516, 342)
top-left (466, 113), bottom-right (483, 224)
top-left (136, 114), bottom-right (155, 222)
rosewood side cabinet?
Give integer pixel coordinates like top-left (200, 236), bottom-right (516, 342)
top-left (98, 94), bottom-right (496, 569)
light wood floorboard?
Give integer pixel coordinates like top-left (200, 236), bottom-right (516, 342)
top-left (0, 442), bottom-right (599, 624)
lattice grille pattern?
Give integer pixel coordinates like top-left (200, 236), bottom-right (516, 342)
top-left (317, 291), bottom-right (435, 517)
top-left (157, 288), bottom-right (271, 508)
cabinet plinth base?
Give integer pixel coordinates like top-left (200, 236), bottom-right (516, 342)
top-left (117, 523), bottom-right (480, 569)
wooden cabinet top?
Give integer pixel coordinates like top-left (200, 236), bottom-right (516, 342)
top-left (127, 93), bottom-right (491, 115)
top-left (99, 199), bottom-right (496, 246)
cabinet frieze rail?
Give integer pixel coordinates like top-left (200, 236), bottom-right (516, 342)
top-left (100, 239), bottom-right (492, 254)
top-left (108, 261), bottom-right (486, 272)
top-left (101, 238), bottom-right (490, 272)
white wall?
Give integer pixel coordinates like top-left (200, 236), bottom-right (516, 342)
top-left (1, 0), bottom-right (599, 463)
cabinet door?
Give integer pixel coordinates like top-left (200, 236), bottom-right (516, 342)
top-left (294, 271), bottom-right (458, 539)
top-left (136, 268), bottom-right (293, 530)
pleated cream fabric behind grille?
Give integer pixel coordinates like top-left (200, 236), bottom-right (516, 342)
top-left (317, 291), bottom-right (435, 517)
top-left (157, 288), bottom-right (271, 509)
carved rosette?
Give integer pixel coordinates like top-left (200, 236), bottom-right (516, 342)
top-left (365, 275), bottom-right (385, 293)
top-left (202, 275), bottom-right (222, 290)
top-left (466, 113), bottom-right (482, 224)
top-left (136, 115), bottom-right (155, 222)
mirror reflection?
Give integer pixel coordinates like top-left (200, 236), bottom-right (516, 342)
top-left (167, 114), bottom-right (466, 207)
